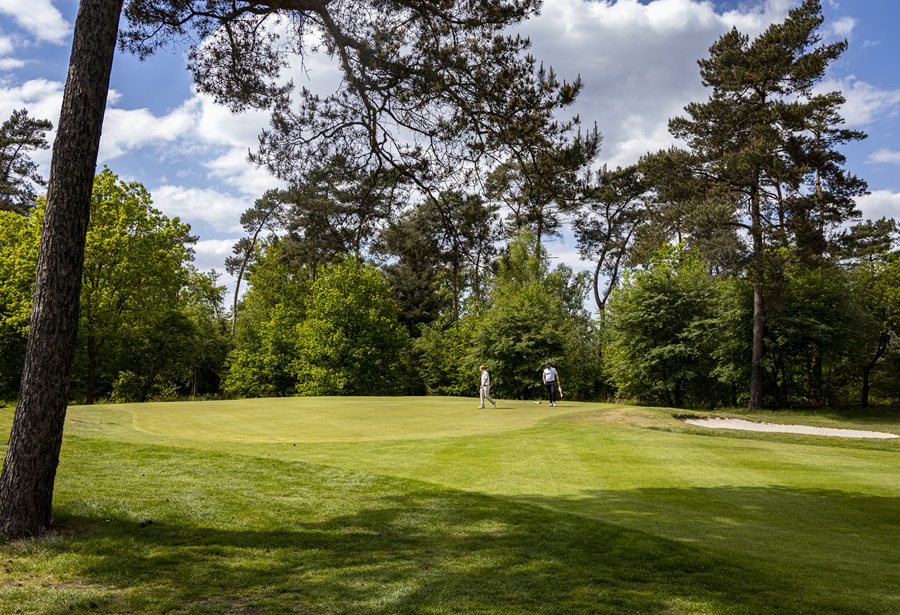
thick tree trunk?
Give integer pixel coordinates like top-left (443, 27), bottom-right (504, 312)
top-left (0, 0), bottom-right (123, 537)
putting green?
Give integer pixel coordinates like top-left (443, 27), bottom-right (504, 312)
top-left (87, 396), bottom-right (595, 443)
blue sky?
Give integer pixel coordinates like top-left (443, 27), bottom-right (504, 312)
top-left (2, 0), bottom-right (899, 307)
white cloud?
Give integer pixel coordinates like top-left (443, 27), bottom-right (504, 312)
top-left (868, 149), bottom-right (900, 164)
top-left (194, 237), bottom-right (239, 273)
top-left (191, 91), bottom-right (272, 148)
top-left (856, 190), bottom-right (900, 221)
top-left (0, 78), bottom-right (64, 167)
top-left (0, 57), bottom-right (24, 70)
top-left (821, 77), bottom-right (900, 128)
top-left (98, 101), bottom-right (200, 160)
top-left (150, 185), bottom-right (252, 233)
top-left (204, 147), bottom-right (281, 198)
top-left (521, 0), bottom-right (803, 169)
top-left (0, 77), bottom-right (64, 118)
top-left (829, 16), bottom-right (855, 39)
top-left (109, 91), bottom-right (281, 197)
top-left (0, 0), bottom-right (69, 44)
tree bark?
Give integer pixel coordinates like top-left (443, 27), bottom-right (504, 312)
top-left (0, 0), bottom-right (123, 537)
top-left (861, 332), bottom-right (888, 409)
top-left (748, 183), bottom-right (766, 411)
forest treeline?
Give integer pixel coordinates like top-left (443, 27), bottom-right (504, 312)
top-left (2, 0), bottom-right (898, 410)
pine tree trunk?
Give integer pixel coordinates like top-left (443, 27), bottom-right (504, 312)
top-left (748, 182), bottom-right (765, 411)
top-left (0, 0), bottom-right (123, 537)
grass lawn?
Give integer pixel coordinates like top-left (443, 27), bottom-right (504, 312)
top-left (1, 397), bottom-right (898, 614)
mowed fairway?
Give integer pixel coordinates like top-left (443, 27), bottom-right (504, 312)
top-left (2, 398), bottom-right (899, 614)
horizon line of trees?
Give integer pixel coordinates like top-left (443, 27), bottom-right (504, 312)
top-left (3, 0), bottom-right (899, 412)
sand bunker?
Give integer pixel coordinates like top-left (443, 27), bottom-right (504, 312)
top-left (680, 416), bottom-right (899, 439)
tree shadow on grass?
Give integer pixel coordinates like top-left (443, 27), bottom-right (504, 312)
top-left (4, 438), bottom-right (898, 615)
top-left (512, 484), bottom-right (900, 614)
top-left (7, 484), bottom-right (892, 614)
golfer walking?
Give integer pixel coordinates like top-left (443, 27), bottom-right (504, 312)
top-left (542, 361), bottom-right (561, 406)
top-left (479, 365), bottom-right (497, 408)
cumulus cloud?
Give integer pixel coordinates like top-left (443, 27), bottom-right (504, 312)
top-left (820, 77), bottom-right (900, 128)
top-left (829, 16), bottom-right (855, 39)
top-left (0, 58), bottom-right (24, 70)
top-left (99, 100), bottom-right (200, 160)
top-left (520, 0), bottom-right (804, 169)
top-left (856, 190), bottom-right (900, 221)
top-left (150, 185), bottom-right (252, 233)
top-left (0, 78), bottom-right (64, 119)
top-left (0, 0), bottom-right (69, 44)
top-left (0, 78), bottom-right (64, 168)
top-left (192, 239), bottom-right (241, 306)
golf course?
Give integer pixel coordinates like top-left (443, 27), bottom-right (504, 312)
top-left (1, 397), bottom-right (898, 614)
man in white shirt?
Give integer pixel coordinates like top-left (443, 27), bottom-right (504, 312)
top-left (479, 365), bottom-right (497, 408)
top-left (542, 361), bottom-right (561, 406)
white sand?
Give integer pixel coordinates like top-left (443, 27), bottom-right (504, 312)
top-left (680, 417), bottom-right (899, 439)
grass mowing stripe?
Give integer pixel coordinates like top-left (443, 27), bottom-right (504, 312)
top-left (2, 399), bottom-right (899, 613)
top-left (0, 438), bottom-right (848, 614)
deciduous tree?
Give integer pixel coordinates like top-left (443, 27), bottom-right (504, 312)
top-left (76, 168), bottom-right (196, 404)
top-left (604, 246), bottom-right (720, 408)
top-left (0, 210), bottom-right (41, 398)
top-left (292, 258), bottom-right (408, 396)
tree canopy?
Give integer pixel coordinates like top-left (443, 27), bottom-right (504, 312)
top-left (0, 109), bottom-right (52, 215)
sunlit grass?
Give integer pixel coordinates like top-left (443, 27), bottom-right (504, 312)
top-left (1, 398), bottom-right (898, 614)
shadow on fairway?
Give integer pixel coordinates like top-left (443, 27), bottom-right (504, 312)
top-left (15, 485), bottom-right (895, 614)
top-left (510, 485), bottom-right (900, 614)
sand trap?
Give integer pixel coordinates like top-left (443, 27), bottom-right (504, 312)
top-left (680, 417), bottom-right (899, 439)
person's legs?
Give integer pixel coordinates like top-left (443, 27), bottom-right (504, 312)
top-left (484, 384), bottom-right (496, 407)
top-left (479, 386), bottom-right (487, 408)
top-left (545, 382), bottom-right (557, 405)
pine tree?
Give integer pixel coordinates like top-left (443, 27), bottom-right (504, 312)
top-left (663, 0), bottom-right (860, 409)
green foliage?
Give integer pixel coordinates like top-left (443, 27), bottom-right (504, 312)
top-left (0, 209), bottom-right (41, 397)
top-left (0, 108), bottom-right (52, 215)
top-left (0, 169), bottom-right (229, 403)
top-left (414, 314), bottom-right (482, 397)
top-left (848, 253), bottom-right (900, 406)
top-left (73, 168), bottom-right (206, 403)
top-left (605, 245), bottom-right (721, 407)
top-left (474, 231), bottom-right (601, 400)
top-left (708, 277), bottom-right (754, 406)
top-left (223, 302), bottom-right (308, 399)
top-left (292, 258), bottom-right (408, 396)
top-left (223, 240), bottom-right (313, 398)
top-left (762, 263), bottom-right (870, 407)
